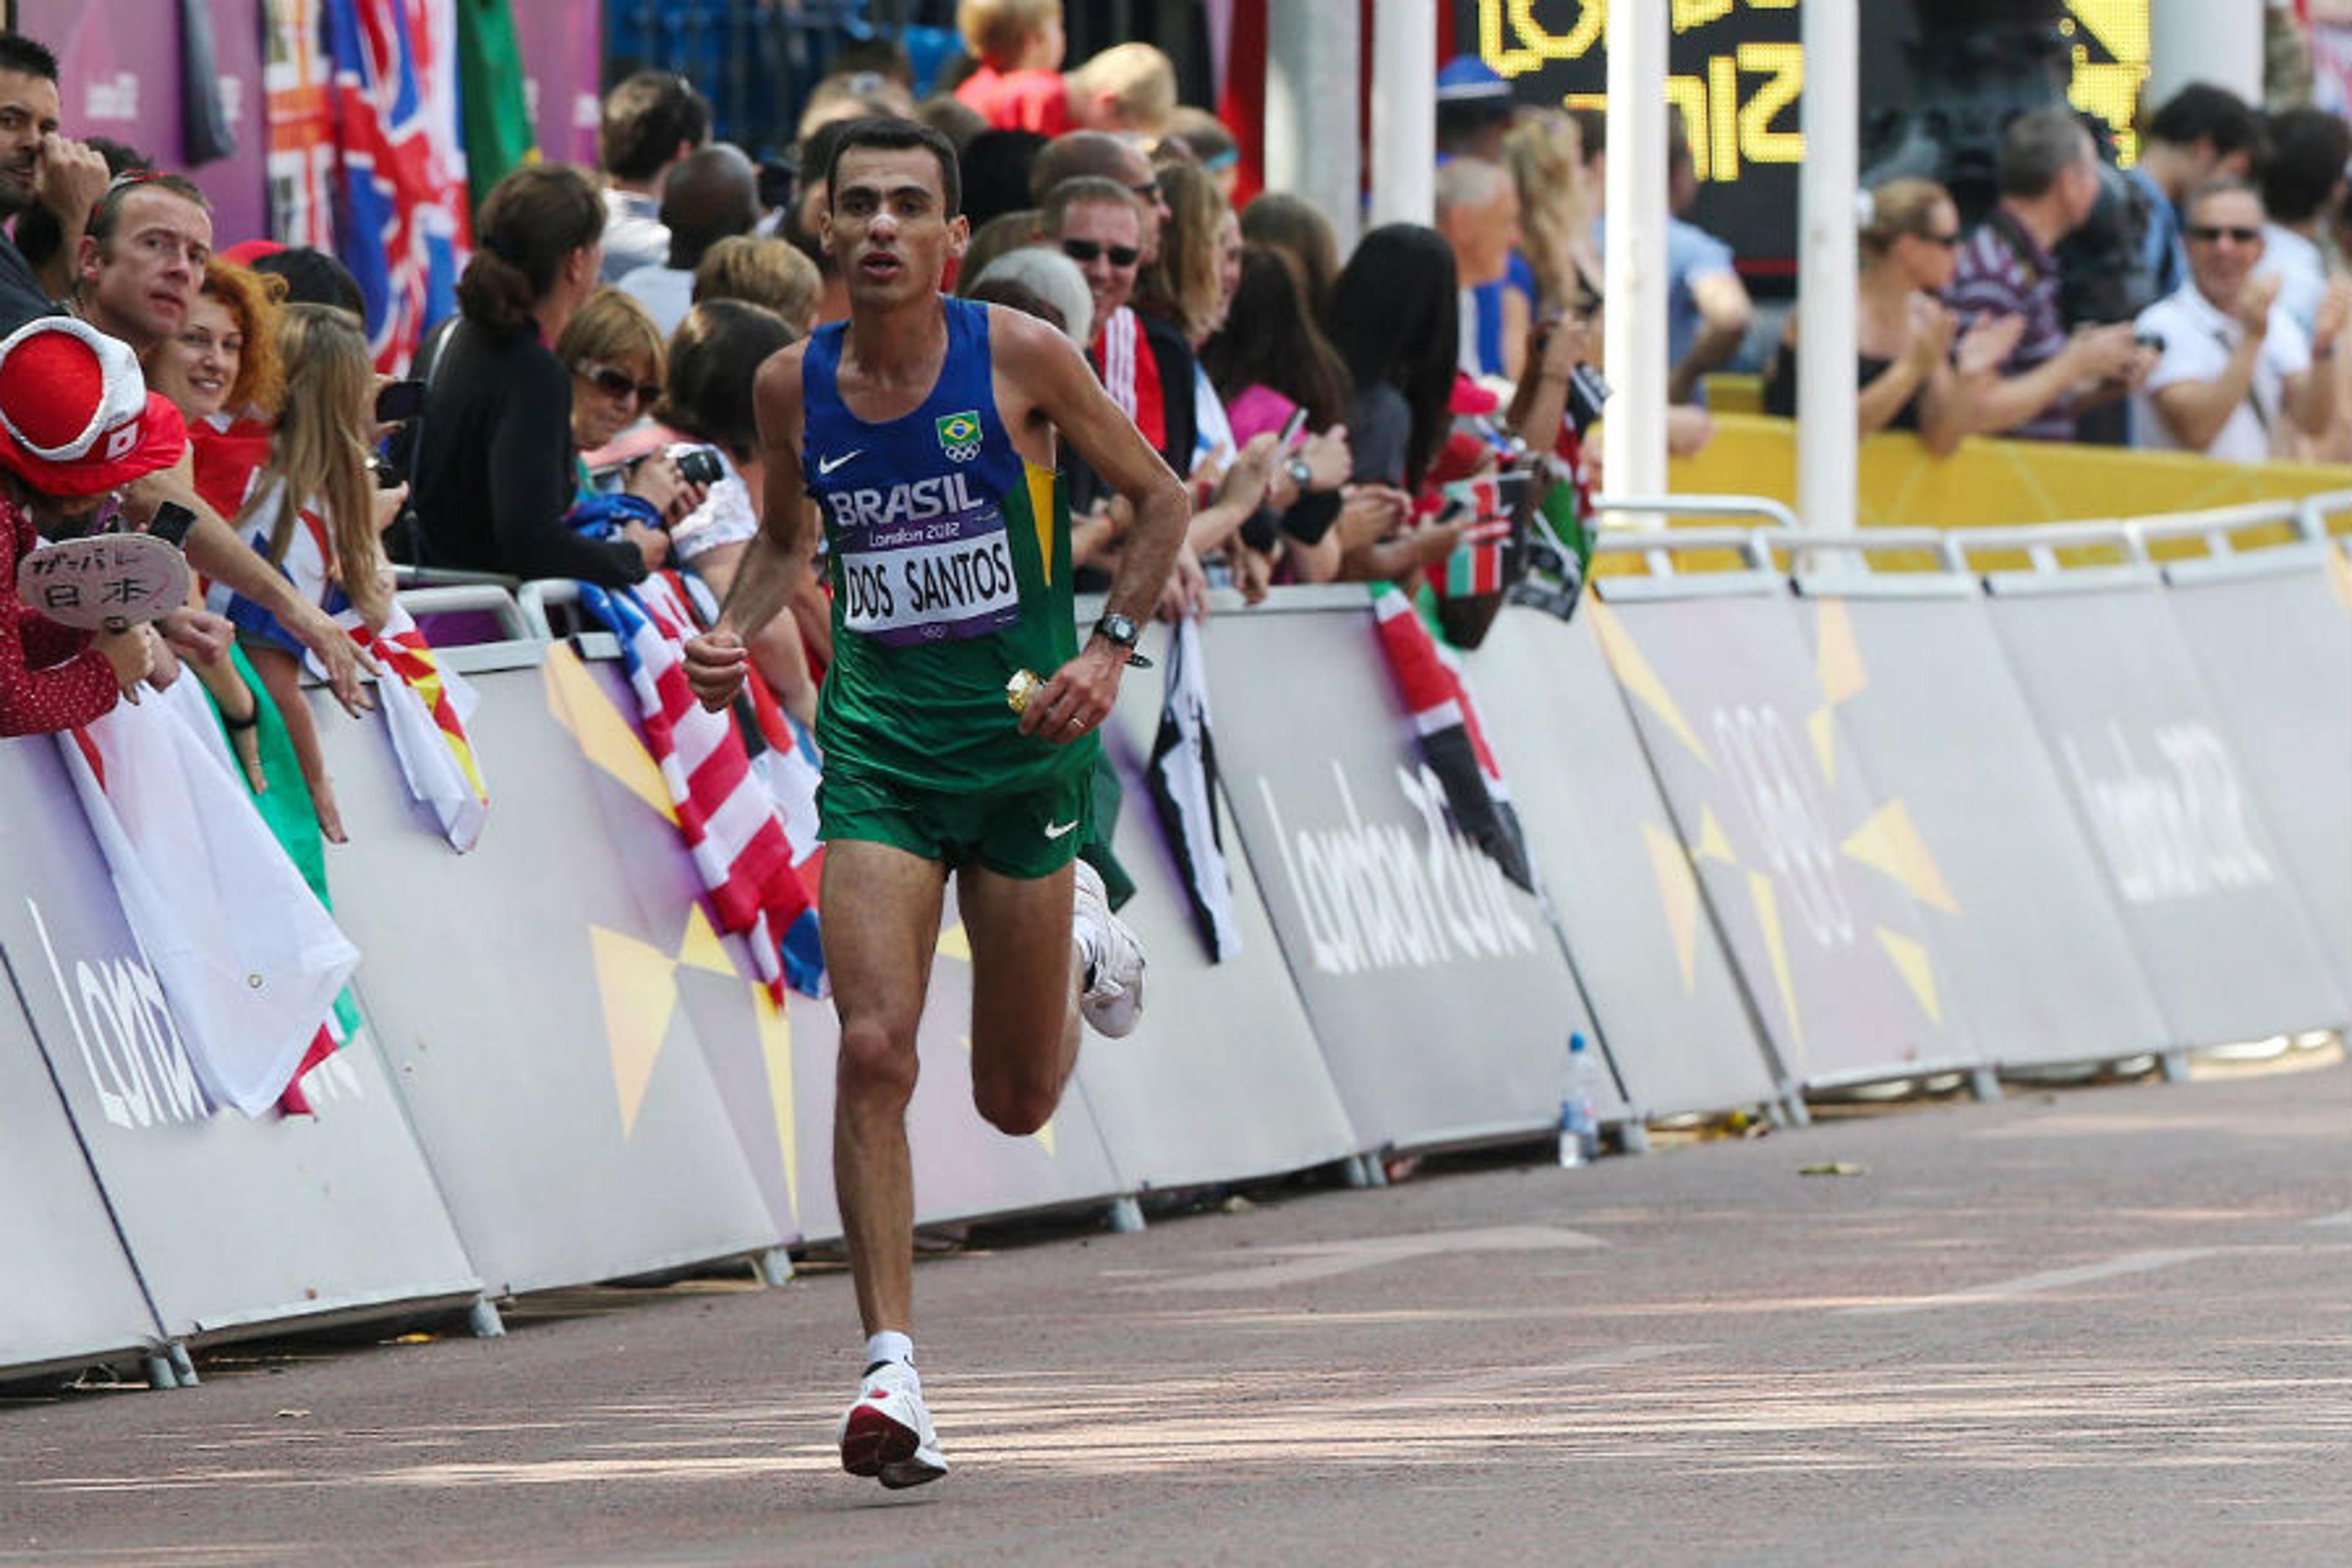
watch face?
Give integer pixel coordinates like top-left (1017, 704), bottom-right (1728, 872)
top-left (1098, 613), bottom-right (1138, 646)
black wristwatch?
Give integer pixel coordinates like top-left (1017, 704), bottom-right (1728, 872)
top-left (1091, 611), bottom-right (1152, 669)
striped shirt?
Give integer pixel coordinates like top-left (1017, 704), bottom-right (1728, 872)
top-left (1944, 209), bottom-right (2076, 442)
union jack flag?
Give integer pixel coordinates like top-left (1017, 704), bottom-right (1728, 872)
top-left (323, 0), bottom-right (469, 371)
top-left (576, 575), bottom-right (827, 1001)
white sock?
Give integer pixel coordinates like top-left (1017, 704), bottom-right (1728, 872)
top-left (865, 1330), bottom-right (915, 1372)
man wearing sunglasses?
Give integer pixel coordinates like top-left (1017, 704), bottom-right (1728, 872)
top-left (681, 118), bottom-right (1187, 1490)
top-left (2134, 178), bottom-right (2347, 461)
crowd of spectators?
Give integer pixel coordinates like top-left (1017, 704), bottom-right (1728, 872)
top-left (1766, 86), bottom-right (2352, 461)
top-left (4, 5), bottom-right (2350, 780)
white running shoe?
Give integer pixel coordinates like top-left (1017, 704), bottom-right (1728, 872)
top-left (837, 1360), bottom-right (947, 1489)
top-left (1072, 856), bottom-right (1146, 1038)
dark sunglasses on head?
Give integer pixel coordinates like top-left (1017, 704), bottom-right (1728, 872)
top-left (1063, 238), bottom-right (1141, 268)
top-left (1915, 230), bottom-right (1964, 249)
top-left (580, 364), bottom-right (661, 402)
top-left (2185, 224), bottom-right (2262, 244)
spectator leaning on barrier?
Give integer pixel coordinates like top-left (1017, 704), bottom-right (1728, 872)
top-left (145, 258), bottom-right (288, 777)
top-left (598, 70), bottom-right (712, 282)
top-left (206, 304), bottom-right (405, 842)
top-left (2133, 178), bottom-right (2348, 461)
top-left (409, 164), bottom-right (701, 588)
top-left (1945, 108), bottom-right (2151, 443)
top-left (2125, 83), bottom-right (2267, 304)
top-left (560, 285), bottom-right (670, 475)
top-left (0, 318), bottom-right (182, 733)
top-left (1326, 224), bottom-right (1466, 586)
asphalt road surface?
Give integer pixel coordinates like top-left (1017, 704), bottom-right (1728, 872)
top-left (4, 1054), bottom-right (2346, 1567)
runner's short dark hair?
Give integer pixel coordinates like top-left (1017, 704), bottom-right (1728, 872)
top-left (824, 117), bottom-right (962, 218)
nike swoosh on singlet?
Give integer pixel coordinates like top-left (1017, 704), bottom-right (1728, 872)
top-left (816, 449), bottom-right (862, 475)
top-left (1043, 820), bottom-right (1080, 840)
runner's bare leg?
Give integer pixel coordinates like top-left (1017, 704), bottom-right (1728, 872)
top-left (959, 860), bottom-right (1083, 1137)
top-left (824, 840), bottom-right (949, 1337)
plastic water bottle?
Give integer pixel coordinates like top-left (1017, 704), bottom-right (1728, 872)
top-left (1558, 1033), bottom-right (1601, 1167)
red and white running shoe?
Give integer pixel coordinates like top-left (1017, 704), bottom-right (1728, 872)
top-left (837, 1360), bottom-right (947, 1489)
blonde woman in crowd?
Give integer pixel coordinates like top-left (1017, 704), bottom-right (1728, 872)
top-left (1765, 176), bottom-right (2014, 455)
top-left (206, 305), bottom-right (404, 842)
top-left (1501, 108), bottom-right (1601, 328)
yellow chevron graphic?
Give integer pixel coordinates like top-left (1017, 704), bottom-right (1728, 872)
top-left (1814, 598), bottom-right (1868, 707)
top-left (1875, 928), bottom-right (1943, 1026)
top-left (676, 902), bottom-right (739, 978)
top-left (752, 986), bottom-right (798, 1215)
top-left (1588, 601), bottom-right (1711, 766)
top-left (1692, 804), bottom-right (1739, 866)
top-left (543, 642), bottom-right (677, 824)
top-left (1841, 799), bottom-right (1960, 914)
top-left (1806, 706), bottom-right (1838, 787)
top-left (1747, 870), bottom-right (1805, 1070)
top-left (1642, 821), bottom-right (1702, 991)
top-left (589, 925), bottom-right (677, 1137)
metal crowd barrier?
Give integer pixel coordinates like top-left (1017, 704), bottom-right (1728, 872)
top-left (9, 499), bottom-right (2347, 1388)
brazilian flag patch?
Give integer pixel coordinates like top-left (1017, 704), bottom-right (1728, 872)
top-left (937, 410), bottom-right (982, 463)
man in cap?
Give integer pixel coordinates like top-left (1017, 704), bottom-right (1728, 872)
top-left (0, 317), bottom-right (187, 734)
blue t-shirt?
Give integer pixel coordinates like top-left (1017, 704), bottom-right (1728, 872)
top-left (1469, 251), bottom-right (1540, 377)
top-left (1593, 216), bottom-right (1738, 403)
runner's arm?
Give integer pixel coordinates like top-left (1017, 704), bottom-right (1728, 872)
top-left (1008, 315), bottom-right (1188, 638)
top-left (688, 345), bottom-right (812, 709)
top-left (997, 311), bottom-right (1188, 740)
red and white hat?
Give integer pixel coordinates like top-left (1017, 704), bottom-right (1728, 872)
top-left (0, 317), bottom-right (189, 498)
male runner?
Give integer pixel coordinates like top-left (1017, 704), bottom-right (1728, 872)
top-left (682, 118), bottom-right (1188, 1488)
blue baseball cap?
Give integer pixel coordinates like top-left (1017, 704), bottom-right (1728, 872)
top-left (1436, 55), bottom-right (1512, 105)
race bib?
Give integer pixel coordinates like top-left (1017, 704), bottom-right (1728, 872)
top-left (835, 504), bottom-right (1021, 647)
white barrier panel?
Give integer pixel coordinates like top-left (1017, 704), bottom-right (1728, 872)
top-left (0, 938), bottom-right (159, 1379)
top-left (0, 737), bottom-right (482, 1344)
top-left (1066, 668), bottom-right (1362, 1193)
top-left (315, 644), bottom-right (786, 1292)
top-left (1205, 597), bottom-right (1610, 1150)
top-left (1468, 607), bottom-right (1780, 1117)
top-left (1589, 589), bottom-right (1975, 1088)
top-left (2159, 546), bottom-right (2352, 995)
top-left (1795, 589), bottom-right (2169, 1069)
top-left (1985, 578), bottom-right (2349, 1044)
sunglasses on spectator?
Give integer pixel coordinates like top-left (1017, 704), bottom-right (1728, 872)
top-left (1915, 229), bottom-right (1963, 248)
top-left (578, 363), bottom-right (661, 403)
top-left (2185, 225), bottom-right (2262, 244)
top-left (1063, 238), bottom-right (1141, 268)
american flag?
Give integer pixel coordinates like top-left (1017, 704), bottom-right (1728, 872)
top-left (576, 575), bottom-right (827, 1001)
top-left (323, 0), bottom-right (469, 371)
